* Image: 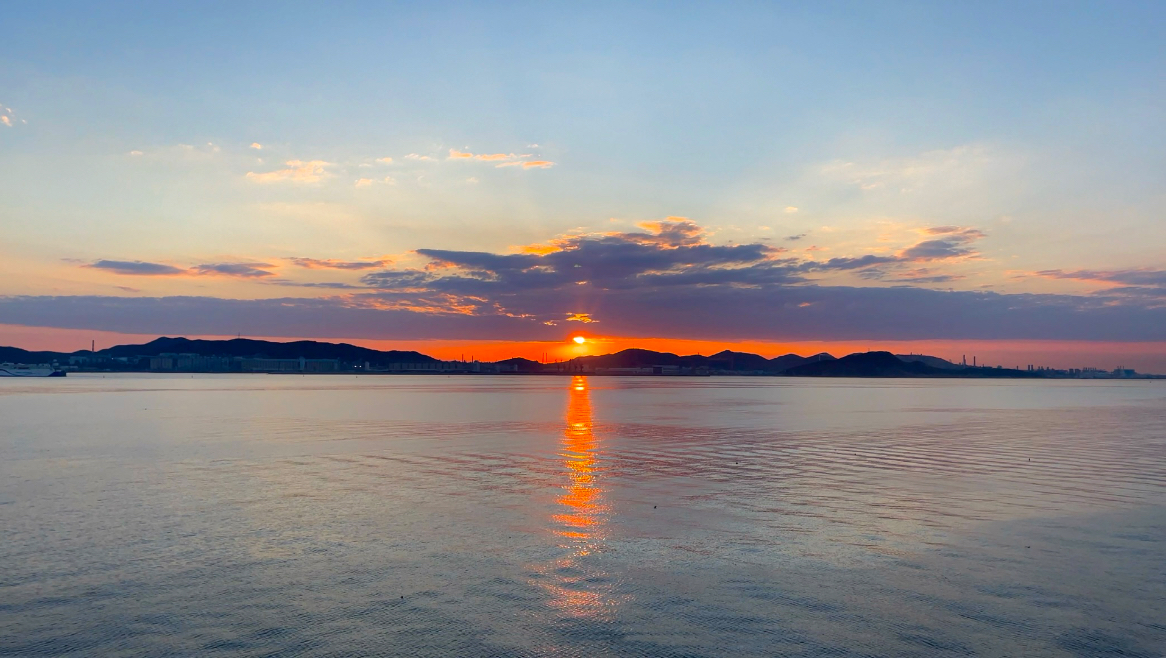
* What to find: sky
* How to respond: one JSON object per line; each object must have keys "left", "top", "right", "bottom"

{"left": 1, "top": 1, "right": 1164, "bottom": 369}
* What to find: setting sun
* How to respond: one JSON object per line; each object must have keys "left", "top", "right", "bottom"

{"left": 573, "top": 336, "right": 586, "bottom": 344}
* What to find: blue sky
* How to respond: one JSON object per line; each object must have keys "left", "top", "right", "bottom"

{"left": 1, "top": 1, "right": 1164, "bottom": 364}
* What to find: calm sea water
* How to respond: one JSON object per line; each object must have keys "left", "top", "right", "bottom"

{"left": 1, "top": 374, "right": 1164, "bottom": 657}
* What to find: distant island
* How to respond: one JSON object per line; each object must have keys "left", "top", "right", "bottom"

{"left": 1, "top": 336, "right": 1155, "bottom": 379}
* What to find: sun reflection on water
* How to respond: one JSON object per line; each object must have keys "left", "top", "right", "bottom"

{"left": 537, "top": 375, "right": 618, "bottom": 618}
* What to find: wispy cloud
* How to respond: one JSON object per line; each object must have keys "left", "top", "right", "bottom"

{"left": 85, "top": 260, "right": 277, "bottom": 278}
{"left": 896, "top": 227, "right": 985, "bottom": 261}
{"left": 267, "top": 279, "right": 364, "bottom": 289}
{"left": 246, "top": 160, "right": 331, "bottom": 183}
{"left": 495, "top": 160, "right": 555, "bottom": 169}
{"left": 192, "top": 262, "right": 276, "bottom": 278}
{"left": 33, "top": 219, "right": 1166, "bottom": 342}
{"left": 249, "top": 143, "right": 263, "bottom": 150}
{"left": 819, "top": 144, "right": 1002, "bottom": 194}
{"left": 447, "top": 148, "right": 554, "bottom": 169}
{"left": 85, "top": 260, "right": 188, "bottom": 276}
{"left": 1032, "top": 268, "right": 1166, "bottom": 301}
{"left": 0, "top": 104, "right": 25, "bottom": 127}
{"left": 289, "top": 257, "right": 390, "bottom": 271}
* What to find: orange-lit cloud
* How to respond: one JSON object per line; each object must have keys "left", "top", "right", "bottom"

{"left": 448, "top": 148, "right": 553, "bottom": 169}
{"left": 496, "top": 160, "right": 555, "bottom": 169}
{"left": 246, "top": 160, "right": 331, "bottom": 183}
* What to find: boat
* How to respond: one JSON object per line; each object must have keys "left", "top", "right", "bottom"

{"left": 0, "top": 363, "right": 66, "bottom": 377}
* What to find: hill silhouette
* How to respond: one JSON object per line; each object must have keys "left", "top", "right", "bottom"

{"left": 568, "top": 348, "right": 835, "bottom": 373}
{"left": 0, "top": 337, "right": 1050, "bottom": 378}
{"left": 1, "top": 337, "right": 435, "bottom": 367}
{"left": 785, "top": 351, "right": 1039, "bottom": 378}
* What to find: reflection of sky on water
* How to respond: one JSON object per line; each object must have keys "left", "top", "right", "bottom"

{"left": 2, "top": 375, "right": 1165, "bottom": 655}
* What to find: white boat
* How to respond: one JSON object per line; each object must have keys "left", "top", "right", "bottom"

{"left": 0, "top": 363, "right": 66, "bottom": 377}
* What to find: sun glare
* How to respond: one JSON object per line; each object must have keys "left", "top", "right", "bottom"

{"left": 573, "top": 336, "right": 586, "bottom": 344}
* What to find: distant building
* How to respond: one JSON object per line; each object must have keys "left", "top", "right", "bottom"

{"left": 150, "top": 353, "right": 233, "bottom": 372}
{"left": 240, "top": 357, "right": 339, "bottom": 373}
{"left": 383, "top": 361, "right": 469, "bottom": 373}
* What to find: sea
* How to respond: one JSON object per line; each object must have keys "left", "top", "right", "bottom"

{"left": 1, "top": 374, "right": 1164, "bottom": 657}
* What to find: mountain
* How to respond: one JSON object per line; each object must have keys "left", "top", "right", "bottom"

{"left": 769, "top": 352, "right": 835, "bottom": 372}
{"left": 784, "top": 351, "right": 1039, "bottom": 378}
{"left": 2, "top": 336, "right": 996, "bottom": 378}
{"left": 494, "top": 357, "right": 543, "bottom": 372}
{"left": 704, "top": 350, "right": 772, "bottom": 371}
{"left": 896, "top": 354, "right": 960, "bottom": 369}
{"left": 0, "top": 346, "right": 67, "bottom": 364}
{"left": 784, "top": 351, "right": 937, "bottom": 377}
{"left": 572, "top": 349, "right": 685, "bottom": 369}
{"left": 1, "top": 337, "right": 437, "bottom": 366}
{"left": 102, "top": 337, "right": 437, "bottom": 364}
{"left": 567, "top": 348, "right": 837, "bottom": 373}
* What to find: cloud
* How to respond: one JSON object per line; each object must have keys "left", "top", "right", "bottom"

{"left": 1035, "top": 268, "right": 1166, "bottom": 288}
{"left": 784, "top": 206, "right": 799, "bottom": 213}
{"left": 250, "top": 143, "right": 263, "bottom": 150}
{"left": 4, "top": 283, "right": 1164, "bottom": 343}
{"left": 897, "top": 227, "right": 985, "bottom": 261}
{"left": 128, "top": 150, "right": 144, "bottom": 156}
{"left": 1033, "top": 269, "right": 1166, "bottom": 302}
{"left": 858, "top": 267, "right": 966, "bottom": 284}
{"left": 267, "top": 280, "right": 364, "bottom": 289}
{"left": 85, "top": 260, "right": 188, "bottom": 276}
{"left": 375, "top": 157, "right": 393, "bottom": 164}
{"left": 354, "top": 178, "right": 374, "bottom": 188}
{"left": 192, "top": 262, "right": 276, "bottom": 278}
{"left": 820, "top": 144, "right": 999, "bottom": 194}
{"left": 446, "top": 148, "right": 553, "bottom": 169}
{"left": 1, "top": 116, "right": 12, "bottom": 127}
{"left": 404, "top": 154, "right": 435, "bottom": 161}
{"left": 785, "top": 233, "right": 807, "bottom": 241}
{"left": 36, "top": 220, "right": 1164, "bottom": 343}
{"left": 289, "top": 257, "right": 390, "bottom": 271}
{"left": 495, "top": 160, "right": 555, "bottom": 169}
{"left": 566, "top": 313, "right": 597, "bottom": 323}
{"left": 246, "top": 160, "right": 331, "bottom": 183}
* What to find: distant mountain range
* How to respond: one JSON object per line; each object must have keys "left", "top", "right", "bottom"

{"left": 1, "top": 336, "right": 1041, "bottom": 377}
{"left": 0, "top": 336, "right": 436, "bottom": 367}
{"left": 783, "top": 351, "right": 1038, "bottom": 378}
{"left": 567, "top": 348, "right": 836, "bottom": 373}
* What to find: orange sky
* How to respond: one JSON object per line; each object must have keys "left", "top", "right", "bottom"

{"left": 4, "top": 323, "right": 1165, "bottom": 372}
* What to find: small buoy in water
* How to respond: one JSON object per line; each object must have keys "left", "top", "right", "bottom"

{"left": 653, "top": 505, "right": 657, "bottom": 509}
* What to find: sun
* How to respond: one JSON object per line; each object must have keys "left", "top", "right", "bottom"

{"left": 572, "top": 336, "right": 586, "bottom": 344}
